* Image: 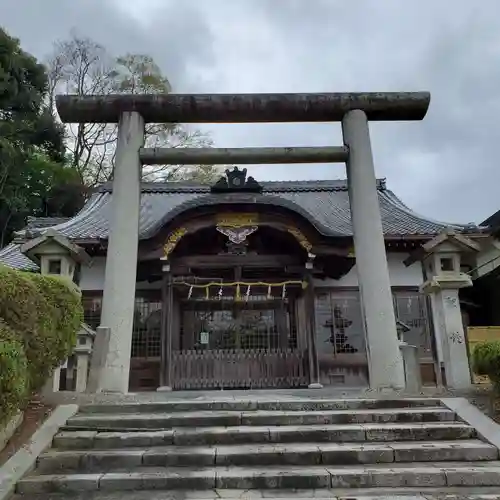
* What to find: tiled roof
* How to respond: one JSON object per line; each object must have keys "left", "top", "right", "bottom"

{"left": 0, "top": 243, "right": 38, "bottom": 271}
{"left": 25, "top": 216, "right": 71, "bottom": 229}
{"left": 0, "top": 178, "right": 485, "bottom": 271}
{"left": 14, "top": 179, "right": 485, "bottom": 241}
{"left": 481, "top": 209, "right": 500, "bottom": 229}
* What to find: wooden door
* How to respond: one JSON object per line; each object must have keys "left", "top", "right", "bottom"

{"left": 172, "top": 298, "right": 307, "bottom": 389}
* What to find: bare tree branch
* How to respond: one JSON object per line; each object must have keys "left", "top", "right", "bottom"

{"left": 45, "top": 34, "right": 223, "bottom": 186}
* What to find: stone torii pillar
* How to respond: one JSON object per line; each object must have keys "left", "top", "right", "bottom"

{"left": 98, "top": 112, "right": 144, "bottom": 392}
{"left": 55, "top": 91, "right": 430, "bottom": 393}
{"left": 342, "top": 110, "right": 406, "bottom": 390}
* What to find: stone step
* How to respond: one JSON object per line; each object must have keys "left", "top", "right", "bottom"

{"left": 10, "top": 489, "right": 500, "bottom": 500}
{"left": 52, "top": 422, "right": 477, "bottom": 449}
{"left": 64, "top": 407, "right": 456, "bottom": 429}
{"left": 77, "top": 398, "right": 444, "bottom": 414}
{"left": 36, "top": 440, "right": 498, "bottom": 473}
{"left": 15, "top": 462, "right": 500, "bottom": 493}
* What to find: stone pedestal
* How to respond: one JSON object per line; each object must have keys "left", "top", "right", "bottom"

{"left": 75, "top": 353, "right": 90, "bottom": 393}
{"left": 87, "top": 326, "right": 110, "bottom": 393}
{"left": 99, "top": 111, "right": 145, "bottom": 393}
{"left": 422, "top": 274, "right": 473, "bottom": 390}
{"left": 399, "top": 342, "right": 422, "bottom": 393}
{"left": 342, "top": 109, "right": 405, "bottom": 390}
{"left": 52, "top": 366, "right": 62, "bottom": 392}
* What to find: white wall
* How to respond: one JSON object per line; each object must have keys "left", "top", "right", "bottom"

{"left": 81, "top": 252, "right": 423, "bottom": 291}
{"left": 79, "top": 257, "right": 161, "bottom": 290}
{"left": 79, "top": 257, "right": 106, "bottom": 290}
{"left": 314, "top": 252, "right": 423, "bottom": 288}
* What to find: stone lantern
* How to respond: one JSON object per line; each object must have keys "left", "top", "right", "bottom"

{"left": 405, "top": 228, "right": 480, "bottom": 390}
{"left": 20, "top": 228, "right": 90, "bottom": 282}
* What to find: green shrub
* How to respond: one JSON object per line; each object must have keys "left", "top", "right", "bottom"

{"left": 0, "top": 320, "right": 29, "bottom": 427}
{"left": 0, "top": 265, "right": 83, "bottom": 392}
{"left": 28, "top": 273, "right": 83, "bottom": 369}
{"left": 472, "top": 340, "right": 500, "bottom": 389}
{"left": 0, "top": 266, "right": 49, "bottom": 390}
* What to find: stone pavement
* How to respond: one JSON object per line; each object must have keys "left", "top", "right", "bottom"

{"left": 9, "top": 488, "right": 500, "bottom": 499}
{"left": 8, "top": 393, "right": 500, "bottom": 498}
{"left": 42, "top": 386, "right": 453, "bottom": 405}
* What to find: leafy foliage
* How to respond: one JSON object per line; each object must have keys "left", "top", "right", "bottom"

{"left": 0, "top": 266, "right": 83, "bottom": 392}
{"left": 0, "top": 321, "right": 28, "bottom": 426}
{"left": 0, "top": 27, "right": 85, "bottom": 246}
{"left": 472, "top": 341, "right": 500, "bottom": 390}
{"left": 29, "top": 274, "right": 83, "bottom": 362}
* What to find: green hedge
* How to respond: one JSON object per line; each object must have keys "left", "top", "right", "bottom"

{"left": 0, "top": 265, "right": 83, "bottom": 424}
{"left": 472, "top": 340, "right": 500, "bottom": 390}
{"left": 0, "top": 321, "right": 28, "bottom": 427}
{"left": 28, "top": 274, "right": 83, "bottom": 380}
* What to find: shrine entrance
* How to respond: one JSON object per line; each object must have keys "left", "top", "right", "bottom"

{"left": 172, "top": 286, "right": 307, "bottom": 389}
{"left": 160, "top": 208, "right": 315, "bottom": 390}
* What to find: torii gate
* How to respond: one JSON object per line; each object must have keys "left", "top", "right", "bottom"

{"left": 56, "top": 91, "right": 431, "bottom": 394}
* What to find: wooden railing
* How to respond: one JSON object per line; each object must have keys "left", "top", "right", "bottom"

{"left": 468, "top": 326, "right": 500, "bottom": 384}
{"left": 172, "top": 348, "right": 308, "bottom": 390}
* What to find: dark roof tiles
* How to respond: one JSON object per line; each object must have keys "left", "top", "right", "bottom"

{"left": 11, "top": 179, "right": 485, "bottom": 242}
{"left": 0, "top": 179, "right": 486, "bottom": 270}
{"left": 0, "top": 244, "right": 38, "bottom": 271}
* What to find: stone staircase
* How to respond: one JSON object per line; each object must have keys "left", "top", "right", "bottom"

{"left": 11, "top": 396, "right": 500, "bottom": 499}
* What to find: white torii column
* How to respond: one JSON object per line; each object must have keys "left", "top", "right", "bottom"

{"left": 98, "top": 111, "right": 145, "bottom": 393}
{"left": 342, "top": 109, "right": 405, "bottom": 390}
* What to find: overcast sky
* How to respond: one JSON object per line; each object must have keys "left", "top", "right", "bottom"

{"left": 2, "top": 0, "right": 499, "bottom": 225}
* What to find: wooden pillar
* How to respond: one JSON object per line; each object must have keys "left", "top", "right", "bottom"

{"left": 158, "top": 267, "right": 173, "bottom": 391}
{"left": 305, "top": 271, "right": 322, "bottom": 388}
{"left": 172, "top": 298, "right": 181, "bottom": 351}
{"left": 276, "top": 306, "right": 288, "bottom": 348}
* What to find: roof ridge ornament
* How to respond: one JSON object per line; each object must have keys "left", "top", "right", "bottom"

{"left": 211, "top": 166, "right": 263, "bottom": 193}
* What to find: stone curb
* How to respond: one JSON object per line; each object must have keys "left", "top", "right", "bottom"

{"left": 0, "top": 413, "right": 23, "bottom": 452}
{"left": 441, "top": 397, "right": 500, "bottom": 452}
{"left": 0, "top": 404, "right": 79, "bottom": 500}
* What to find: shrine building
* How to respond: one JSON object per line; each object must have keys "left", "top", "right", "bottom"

{"left": 0, "top": 167, "right": 489, "bottom": 392}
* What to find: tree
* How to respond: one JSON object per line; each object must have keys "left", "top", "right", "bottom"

{"left": 0, "top": 150, "right": 86, "bottom": 246}
{"left": 0, "top": 28, "right": 85, "bottom": 246}
{"left": 46, "top": 33, "right": 222, "bottom": 186}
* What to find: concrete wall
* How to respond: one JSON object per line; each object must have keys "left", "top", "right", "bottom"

{"left": 80, "top": 252, "right": 423, "bottom": 291}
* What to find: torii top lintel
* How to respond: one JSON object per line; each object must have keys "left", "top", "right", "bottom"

{"left": 55, "top": 92, "right": 431, "bottom": 124}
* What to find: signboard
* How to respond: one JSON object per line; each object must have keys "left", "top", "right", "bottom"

{"left": 200, "top": 331, "right": 210, "bottom": 345}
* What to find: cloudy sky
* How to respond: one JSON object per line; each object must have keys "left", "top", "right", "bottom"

{"left": 2, "top": 0, "right": 499, "bottom": 225}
